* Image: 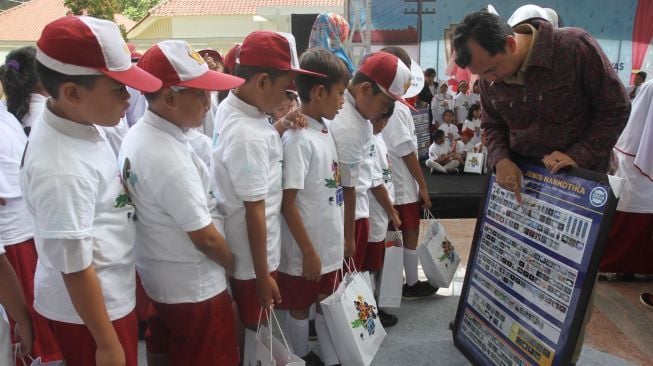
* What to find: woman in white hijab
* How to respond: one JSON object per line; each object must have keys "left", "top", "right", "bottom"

{"left": 600, "top": 80, "right": 653, "bottom": 275}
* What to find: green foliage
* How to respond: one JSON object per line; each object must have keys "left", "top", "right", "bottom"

{"left": 120, "top": 0, "right": 161, "bottom": 21}
{"left": 64, "top": 0, "right": 121, "bottom": 20}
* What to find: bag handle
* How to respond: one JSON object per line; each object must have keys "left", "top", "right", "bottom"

{"left": 423, "top": 208, "right": 437, "bottom": 220}
{"left": 13, "top": 343, "right": 35, "bottom": 366}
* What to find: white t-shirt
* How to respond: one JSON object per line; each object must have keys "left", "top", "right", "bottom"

{"left": 0, "top": 108, "right": 33, "bottom": 246}
{"left": 187, "top": 129, "right": 213, "bottom": 168}
{"left": 469, "top": 92, "right": 481, "bottom": 106}
{"left": 614, "top": 152, "right": 653, "bottom": 213}
{"left": 126, "top": 87, "right": 147, "bottom": 127}
{"left": 368, "top": 135, "right": 394, "bottom": 242}
{"left": 454, "top": 93, "right": 473, "bottom": 125}
{"left": 211, "top": 92, "right": 282, "bottom": 280}
{"left": 382, "top": 101, "right": 420, "bottom": 205}
{"left": 21, "top": 93, "right": 47, "bottom": 129}
{"left": 354, "top": 130, "right": 377, "bottom": 220}
{"left": 327, "top": 90, "right": 372, "bottom": 189}
{"left": 99, "top": 118, "right": 129, "bottom": 158}
{"left": 473, "top": 143, "right": 488, "bottom": 154}
{"left": 279, "top": 116, "right": 344, "bottom": 276}
{"left": 429, "top": 142, "right": 450, "bottom": 160}
{"left": 20, "top": 106, "right": 135, "bottom": 324}
{"left": 193, "top": 91, "right": 219, "bottom": 138}
{"left": 438, "top": 122, "right": 460, "bottom": 146}
{"left": 119, "top": 110, "right": 227, "bottom": 303}
{"left": 462, "top": 118, "right": 481, "bottom": 134}
{"left": 457, "top": 140, "right": 475, "bottom": 154}
{"left": 431, "top": 93, "right": 453, "bottom": 124}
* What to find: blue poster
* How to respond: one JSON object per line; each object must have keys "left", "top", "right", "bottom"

{"left": 453, "top": 161, "right": 618, "bottom": 366}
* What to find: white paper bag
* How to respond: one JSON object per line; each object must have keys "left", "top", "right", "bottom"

{"left": 464, "top": 152, "right": 485, "bottom": 174}
{"left": 377, "top": 231, "right": 404, "bottom": 308}
{"left": 417, "top": 220, "right": 461, "bottom": 288}
{"left": 321, "top": 271, "right": 386, "bottom": 366}
{"left": 243, "top": 310, "right": 305, "bottom": 366}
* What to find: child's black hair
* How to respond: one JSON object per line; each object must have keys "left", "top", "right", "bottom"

{"left": 295, "top": 47, "right": 350, "bottom": 103}
{"left": 380, "top": 46, "right": 412, "bottom": 68}
{"left": 434, "top": 129, "right": 445, "bottom": 140}
{"left": 0, "top": 46, "right": 39, "bottom": 122}
{"left": 467, "top": 103, "right": 481, "bottom": 121}
{"left": 36, "top": 62, "right": 101, "bottom": 100}
{"left": 442, "top": 109, "right": 455, "bottom": 119}
{"left": 350, "top": 72, "right": 382, "bottom": 95}
{"left": 234, "top": 64, "right": 290, "bottom": 83}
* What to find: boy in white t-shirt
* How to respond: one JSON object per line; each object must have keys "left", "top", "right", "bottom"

{"left": 431, "top": 83, "right": 453, "bottom": 126}
{"left": 211, "top": 31, "right": 324, "bottom": 329}
{"left": 120, "top": 41, "right": 244, "bottom": 365}
{"left": 328, "top": 51, "right": 411, "bottom": 277}
{"left": 426, "top": 130, "right": 461, "bottom": 174}
{"left": 277, "top": 47, "right": 349, "bottom": 366}
{"left": 379, "top": 46, "right": 436, "bottom": 298}
{"left": 453, "top": 80, "right": 472, "bottom": 126}
{"left": 19, "top": 16, "right": 161, "bottom": 366}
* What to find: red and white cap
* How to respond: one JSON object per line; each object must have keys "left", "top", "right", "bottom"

{"left": 137, "top": 40, "right": 244, "bottom": 91}
{"left": 239, "top": 31, "right": 326, "bottom": 78}
{"left": 358, "top": 51, "right": 415, "bottom": 111}
{"left": 36, "top": 16, "right": 161, "bottom": 92}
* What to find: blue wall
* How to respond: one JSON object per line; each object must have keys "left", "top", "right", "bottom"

{"left": 368, "top": 0, "right": 638, "bottom": 83}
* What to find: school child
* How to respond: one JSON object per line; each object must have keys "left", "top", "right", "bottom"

{"left": 327, "top": 51, "right": 411, "bottom": 282}
{"left": 438, "top": 109, "right": 460, "bottom": 150}
{"left": 119, "top": 40, "right": 244, "bottom": 365}
{"left": 0, "top": 46, "right": 48, "bottom": 135}
{"left": 0, "top": 91, "right": 62, "bottom": 364}
{"left": 469, "top": 79, "right": 481, "bottom": 106}
{"left": 426, "top": 130, "right": 461, "bottom": 174}
{"left": 277, "top": 47, "right": 349, "bottom": 366}
{"left": 462, "top": 103, "right": 482, "bottom": 144}
{"left": 211, "top": 31, "right": 324, "bottom": 328}
{"left": 457, "top": 128, "right": 476, "bottom": 160}
{"left": 365, "top": 105, "right": 402, "bottom": 324}
{"left": 431, "top": 83, "right": 452, "bottom": 126}
{"left": 271, "top": 90, "right": 299, "bottom": 122}
{"left": 377, "top": 46, "right": 436, "bottom": 298}
{"left": 453, "top": 80, "right": 473, "bottom": 126}
{"left": 19, "top": 16, "right": 161, "bottom": 366}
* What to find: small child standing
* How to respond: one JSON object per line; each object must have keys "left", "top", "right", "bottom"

{"left": 277, "top": 47, "right": 349, "bottom": 366}
{"left": 462, "top": 104, "right": 482, "bottom": 144}
{"left": 431, "top": 83, "right": 452, "bottom": 127}
{"left": 211, "top": 31, "right": 324, "bottom": 329}
{"left": 20, "top": 16, "right": 161, "bottom": 366}
{"left": 453, "top": 80, "right": 472, "bottom": 127}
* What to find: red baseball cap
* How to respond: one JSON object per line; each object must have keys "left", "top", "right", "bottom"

{"left": 137, "top": 40, "right": 244, "bottom": 91}
{"left": 223, "top": 44, "right": 240, "bottom": 74}
{"left": 358, "top": 51, "right": 415, "bottom": 111}
{"left": 127, "top": 43, "right": 143, "bottom": 62}
{"left": 36, "top": 16, "right": 161, "bottom": 92}
{"left": 239, "top": 31, "right": 326, "bottom": 78}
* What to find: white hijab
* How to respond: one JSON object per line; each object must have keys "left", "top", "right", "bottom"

{"left": 614, "top": 80, "right": 653, "bottom": 181}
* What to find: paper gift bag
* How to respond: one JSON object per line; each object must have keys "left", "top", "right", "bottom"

{"left": 321, "top": 271, "right": 386, "bottom": 366}
{"left": 417, "top": 220, "right": 461, "bottom": 288}
{"left": 377, "top": 231, "right": 404, "bottom": 308}
{"left": 464, "top": 152, "right": 485, "bottom": 174}
{"left": 243, "top": 310, "right": 305, "bottom": 366}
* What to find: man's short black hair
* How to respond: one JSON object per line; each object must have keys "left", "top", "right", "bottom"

{"left": 380, "top": 46, "right": 411, "bottom": 68}
{"left": 234, "top": 64, "right": 289, "bottom": 83}
{"left": 637, "top": 71, "right": 647, "bottom": 80}
{"left": 453, "top": 10, "right": 514, "bottom": 68}
{"left": 424, "top": 68, "right": 436, "bottom": 77}
{"left": 295, "top": 47, "right": 351, "bottom": 103}
{"left": 351, "top": 72, "right": 383, "bottom": 95}
{"left": 36, "top": 62, "right": 101, "bottom": 99}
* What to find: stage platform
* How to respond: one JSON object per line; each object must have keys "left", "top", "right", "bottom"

{"left": 423, "top": 167, "right": 488, "bottom": 219}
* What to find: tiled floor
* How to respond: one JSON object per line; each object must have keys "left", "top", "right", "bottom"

{"left": 439, "top": 218, "right": 653, "bottom": 366}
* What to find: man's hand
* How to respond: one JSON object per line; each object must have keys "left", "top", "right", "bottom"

{"left": 496, "top": 158, "right": 523, "bottom": 204}
{"left": 95, "top": 341, "right": 126, "bottom": 366}
{"left": 389, "top": 208, "right": 402, "bottom": 230}
{"left": 543, "top": 151, "right": 578, "bottom": 174}
{"left": 255, "top": 273, "right": 281, "bottom": 308}
{"left": 302, "top": 250, "right": 322, "bottom": 282}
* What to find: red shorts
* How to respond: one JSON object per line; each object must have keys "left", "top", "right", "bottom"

{"left": 362, "top": 241, "right": 385, "bottom": 272}
{"left": 351, "top": 218, "right": 369, "bottom": 271}
{"left": 276, "top": 270, "right": 341, "bottom": 310}
{"left": 394, "top": 202, "right": 421, "bottom": 231}
{"left": 48, "top": 311, "right": 137, "bottom": 366}
{"left": 148, "top": 291, "right": 239, "bottom": 366}
{"left": 4, "top": 239, "right": 63, "bottom": 363}
{"left": 135, "top": 273, "right": 151, "bottom": 323}
{"left": 231, "top": 271, "right": 278, "bottom": 328}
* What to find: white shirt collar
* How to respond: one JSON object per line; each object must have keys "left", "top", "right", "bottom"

{"left": 225, "top": 91, "right": 267, "bottom": 120}
{"left": 344, "top": 89, "right": 367, "bottom": 123}
{"left": 142, "top": 109, "right": 188, "bottom": 143}
{"left": 304, "top": 114, "right": 329, "bottom": 134}
{"left": 43, "top": 101, "right": 103, "bottom": 142}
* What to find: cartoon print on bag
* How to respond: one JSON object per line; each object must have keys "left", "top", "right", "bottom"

{"left": 437, "top": 237, "right": 455, "bottom": 267}
{"left": 351, "top": 295, "right": 378, "bottom": 339}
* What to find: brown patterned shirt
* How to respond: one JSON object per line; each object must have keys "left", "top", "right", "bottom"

{"left": 480, "top": 21, "right": 630, "bottom": 172}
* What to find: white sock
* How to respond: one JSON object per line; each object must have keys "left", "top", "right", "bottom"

{"left": 309, "top": 304, "right": 316, "bottom": 320}
{"left": 286, "top": 313, "right": 309, "bottom": 357}
{"left": 404, "top": 248, "right": 419, "bottom": 286}
{"left": 315, "top": 313, "right": 340, "bottom": 365}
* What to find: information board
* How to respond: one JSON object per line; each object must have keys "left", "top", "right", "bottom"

{"left": 453, "top": 160, "right": 618, "bottom": 366}
{"left": 412, "top": 107, "right": 431, "bottom": 160}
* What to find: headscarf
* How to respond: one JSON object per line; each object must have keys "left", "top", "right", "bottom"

{"left": 308, "top": 13, "right": 355, "bottom": 74}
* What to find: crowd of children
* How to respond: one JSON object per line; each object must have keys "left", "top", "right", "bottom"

{"left": 0, "top": 13, "right": 441, "bottom": 366}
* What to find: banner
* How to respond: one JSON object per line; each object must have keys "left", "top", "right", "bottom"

{"left": 453, "top": 160, "right": 619, "bottom": 366}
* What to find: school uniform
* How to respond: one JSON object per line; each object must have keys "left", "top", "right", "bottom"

{"left": 426, "top": 141, "right": 459, "bottom": 173}
{"left": 438, "top": 122, "right": 460, "bottom": 149}
{"left": 469, "top": 92, "right": 481, "bottom": 106}
{"left": 364, "top": 134, "right": 394, "bottom": 271}
{"left": 212, "top": 92, "right": 283, "bottom": 327}
{"left": 277, "top": 115, "right": 344, "bottom": 310}
{"left": 463, "top": 118, "right": 482, "bottom": 145}
{"left": 119, "top": 110, "right": 238, "bottom": 365}
{"left": 125, "top": 86, "right": 147, "bottom": 127}
{"left": 99, "top": 117, "right": 129, "bottom": 157}
{"left": 21, "top": 93, "right": 47, "bottom": 134}
{"left": 328, "top": 90, "right": 374, "bottom": 270}
{"left": 454, "top": 93, "right": 473, "bottom": 125}
{"left": 431, "top": 93, "right": 453, "bottom": 125}
{"left": 186, "top": 129, "right": 213, "bottom": 168}
{"left": 20, "top": 105, "right": 138, "bottom": 366}
{"left": 382, "top": 101, "right": 421, "bottom": 231}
